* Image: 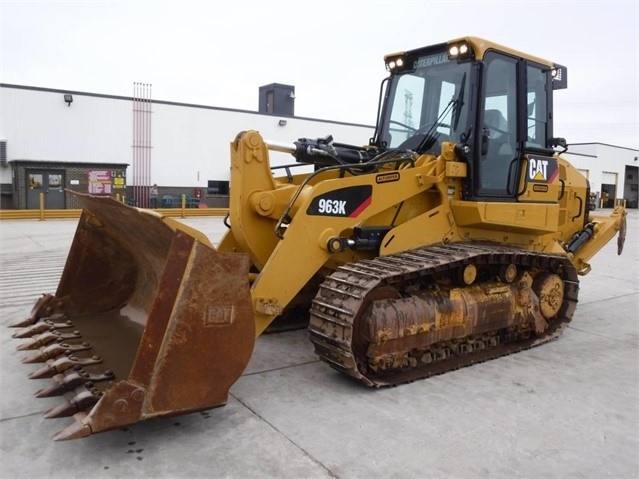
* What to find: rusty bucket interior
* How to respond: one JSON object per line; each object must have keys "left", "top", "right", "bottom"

{"left": 11, "top": 193, "right": 255, "bottom": 440}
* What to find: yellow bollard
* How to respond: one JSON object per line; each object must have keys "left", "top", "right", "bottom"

{"left": 39, "top": 192, "right": 45, "bottom": 221}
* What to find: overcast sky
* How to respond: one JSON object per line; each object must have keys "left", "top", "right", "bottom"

{"left": 1, "top": 0, "right": 638, "bottom": 149}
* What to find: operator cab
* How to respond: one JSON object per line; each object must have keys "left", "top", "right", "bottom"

{"left": 373, "top": 37, "right": 568, "bottom": 201}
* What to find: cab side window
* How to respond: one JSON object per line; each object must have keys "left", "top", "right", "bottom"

{"left": 525, "top": 65, "right": 548, "bottom": 149}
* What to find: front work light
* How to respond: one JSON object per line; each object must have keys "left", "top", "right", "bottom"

{"left": 385, "top": 54, "right": 407, "bottom": 72}
{"left": 448, "top": 42, "right": 471, "bottom": 61}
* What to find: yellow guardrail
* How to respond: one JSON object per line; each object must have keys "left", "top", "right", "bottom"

{"left": 0, "top": 194, "right": 229, "bottom": 220}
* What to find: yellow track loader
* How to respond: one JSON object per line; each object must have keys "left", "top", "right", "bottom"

{"left": 11, "top": 37, "right": 627, "bottom": 440}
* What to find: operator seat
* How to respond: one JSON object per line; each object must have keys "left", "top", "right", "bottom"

{"left": 482, "top": 109, "right": 514, "bottom": 190}
{"left": 485, "top": 110, "right": 508, "bottom": 141}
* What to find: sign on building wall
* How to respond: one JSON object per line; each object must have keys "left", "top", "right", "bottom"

{"left": 88, "top": 170, "right": 126, "bottom": 195}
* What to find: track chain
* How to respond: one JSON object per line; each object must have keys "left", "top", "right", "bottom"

{"left": 308, "top": 243, "right": 579, "bottom": 387}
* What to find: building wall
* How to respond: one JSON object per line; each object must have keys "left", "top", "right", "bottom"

{"left": 565, "top": 143, "right": 639, "bottom": 207}
{"left": 0, "top": 87, "right": 132, "bottom": 180}
{"left": 0, "top": 85, "right": 375, "bottom": 193}
{"left": 150, "top": 102, "right": 375, "bottom": 187}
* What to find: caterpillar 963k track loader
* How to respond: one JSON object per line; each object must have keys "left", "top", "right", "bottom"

{"left": 11, "top": 37, "right": 627, "bottom": 440}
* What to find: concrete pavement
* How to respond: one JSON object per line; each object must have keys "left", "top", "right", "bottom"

{"left": 0, "top": 212, "right": 637, "bottom": 478}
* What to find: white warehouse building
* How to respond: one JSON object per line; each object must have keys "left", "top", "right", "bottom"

{"left": 0, "top": 83, "right": 637, "bottom": 210}
{"left": 564, "top": 144, "right": 639, "bottom": 209}
{"left": 0, "top": 83, "right": 375, "bottom": 210}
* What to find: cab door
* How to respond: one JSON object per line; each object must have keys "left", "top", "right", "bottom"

{"left": 475, "top": 51, "right": 520, "bottom": 199}
{"left": 515, "top": 63, "right": 588, "bottom": 228}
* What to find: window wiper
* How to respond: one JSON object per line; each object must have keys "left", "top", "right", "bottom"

{"left": 415, "top": 100, "right": 455, "bottom": 153}
{"left": 452, "top": 72, "right": 466, "bottom": 131}
{"left": 416, "top": 72, "right": 467, "bottom": 153}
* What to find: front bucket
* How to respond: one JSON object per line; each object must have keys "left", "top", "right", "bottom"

{"left": 10, "top": 193, "right": 255, "bottom": 440}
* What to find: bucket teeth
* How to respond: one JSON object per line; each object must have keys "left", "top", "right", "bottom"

{"left": 12, "top": 324, "right": 47, "bottom": 339}
{"left": 35, "top": 369, "right": 115, "bottom": 398}
{"left": 9, "top": 317, "right": 38, "bottom": 328}
{"left": 52, "top": 419, "right": 92, "bottom": 442}
{"left": 28, "top": 355, "right": 103, "bottom": 379}
{"left": 22, "top": 342, "right": 92, "bottom": 364}
{"left": 12, "top": 319, "right": 74, "bottom": 339}
{"left": 9, "top": 294, "right": 59, "bottom": 328}
{"left": 16, "top": 330, "right": 82, "bottom": 351}
{"left": 43, "top": 386, "right": 102, "bottom": 419}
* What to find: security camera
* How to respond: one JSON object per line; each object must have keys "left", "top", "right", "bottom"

{"left": 288, "top": 92, "right": 296, "bottom": 99}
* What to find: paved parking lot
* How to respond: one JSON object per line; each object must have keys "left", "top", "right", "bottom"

{"left": 0, "top": 211, "right": 637, "bottom": 478}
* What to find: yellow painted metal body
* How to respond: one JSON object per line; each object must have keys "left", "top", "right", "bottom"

{"left": 218, "top": 131, "right": 626, "bottom": 337}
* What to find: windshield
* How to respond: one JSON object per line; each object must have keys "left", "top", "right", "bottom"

{"left": 379, "top": 53, "right": 471, "bottom": 152}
